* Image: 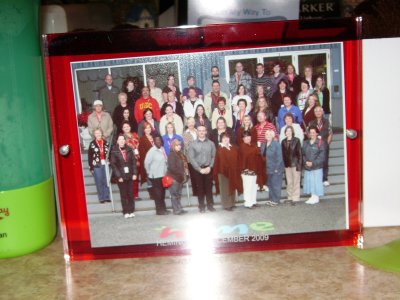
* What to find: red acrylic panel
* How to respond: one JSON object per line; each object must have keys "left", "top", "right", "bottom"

{"left": 43, "top": 18, "right": 363, "bottom": 261}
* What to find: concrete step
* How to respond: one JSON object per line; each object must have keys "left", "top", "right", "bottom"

{"left": 92, "top": 192, "right": 348, "bottom": 216}
{"left": 81, "top": 154, "right": 345, "bottom": 179}
{"left": 84, "top": 170, "right": 345, "bottom": 196}
{"left": 85, "top": 172, "right": 345, "bottom": 200}
{"left": 80, "top": 133, "right": 344, "bottom": 162}
{"left": 329, "top": 140, "right": 344, "bottom": 150}
{"left": 82, "top": 146, "right": 344, "bottom": 161}
{"left": 86, "top": 187, "right": 151, "bottom": 200}
{"left": 86, "top": 179, "right": 345, "bottom": 208}
{"left": 329, "top": 156, "right": 345, "bottom": 166}
{"left": 329, "top": 165, "right": 346, "bottom": 175}
{"left": 331, "top": 133, "right": 343, "bottom": 141}
{"left": 83, "top": 176, "right": 150, "bottom": 189}
{"left": 87, "top": 183, "right": 346, "bottom": 214}
{"left": 330, "top": 148, "right": 344, "bottom": 157}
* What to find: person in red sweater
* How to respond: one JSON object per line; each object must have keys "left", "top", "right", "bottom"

{"left": 134, "top": 86, "right": 160, "bottom": 123}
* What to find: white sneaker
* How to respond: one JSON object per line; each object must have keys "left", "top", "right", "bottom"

{"left": 263, "top": 185, "right": 269, "bottom": 192}
{"left": 124, "top": 214, "right": 130, "bottom": 219}
{"left": 323, "top": 181, "right": 330, "bottom": 187}
{"left": 305, "top": 195, "right": 319, "bottom": 204}
{"left": 265, "top": 200, "right": 278, "bottom": 207}
{"left": 129, "top": 213, "right": 135, "bottom": 218}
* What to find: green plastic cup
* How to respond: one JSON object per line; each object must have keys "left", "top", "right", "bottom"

{"left": 0, "top": 0, "right": 56, "bottom": 258}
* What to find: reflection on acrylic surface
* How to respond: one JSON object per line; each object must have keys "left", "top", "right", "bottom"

{"left": 72, "top": 42, "right": 348, "bottom": 249}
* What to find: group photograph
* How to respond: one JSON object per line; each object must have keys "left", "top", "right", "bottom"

{"left": 70, "top": 41, "right": 348, "bottom": 248}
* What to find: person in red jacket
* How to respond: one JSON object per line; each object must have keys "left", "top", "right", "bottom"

{"left": 134, "top": 86, "right": 160, "bottom": 123}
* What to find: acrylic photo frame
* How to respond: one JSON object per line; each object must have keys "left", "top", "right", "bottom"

{"left": 43, "top": 18, "right": 363, "bottom": 261}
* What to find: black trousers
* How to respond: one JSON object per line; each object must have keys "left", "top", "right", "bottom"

{"left": 149, "top": 178, "right": 167, "bottom": 214}
{"left": 188, "top": 163, "right": 198, "bottom": 196}
{"left": 194, "top": 169, "right": 214, "bottom": 209}
{"left": 323, "top": 144, "right": 330, "bottom": 181}
{"left": 117, "top": 179, "right": 135, "bottom": 214}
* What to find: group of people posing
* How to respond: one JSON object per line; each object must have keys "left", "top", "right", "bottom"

{"left": 86, "top": 61, "right": 333, "bottom": 218}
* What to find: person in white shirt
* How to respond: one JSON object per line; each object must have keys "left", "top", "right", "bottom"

{"left": 159, "top": 104, "right": 184, "bottom": 136}
{"left": 211, "top": 97, "right": 233, "bottom": 129}
{"left": 231, "top": 84, "right": 252, "bottom": 113}
{"left": 279, "top": 113, "right": 304, "bottom": 145}
{"left": 296, "top": 80, "right": 313, "bottom": 111}
{"left": 144, "top": 135, "right": 170, "bottom": 215}
{"left": 183, "top": 87, "right": 204, "bottom": 119}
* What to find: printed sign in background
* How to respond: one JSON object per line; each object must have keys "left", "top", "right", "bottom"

{"left": 188, "top": 0, "right": 300, "bottom": 25}
{"left": 300, "top": 0, "right": 341, "bottom": 19}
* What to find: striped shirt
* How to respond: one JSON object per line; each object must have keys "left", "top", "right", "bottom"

{"left": 254, "top": 121, "right": 278, "bottom": 145}
{"left": 251, "top": 74, "right": 274, "bottom": 98}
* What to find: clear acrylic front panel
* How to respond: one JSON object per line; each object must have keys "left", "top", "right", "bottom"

{"left": 43, "top": 18, "right": 362, "bottom": 260}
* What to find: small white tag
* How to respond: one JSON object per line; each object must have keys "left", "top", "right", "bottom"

{"left": 124, "top": 166, "right": 129, "bottom": 173}
{"left": 257, "top": 141, "right": 261, "bottom": 148}
{"left": 101, "top": 159, "right": 106, "bottom": 165}
{"left": 134, "top": 149, "right": 139, "bottom": 155}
